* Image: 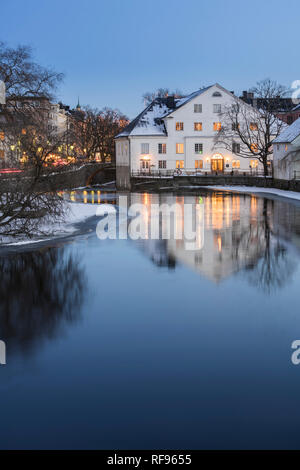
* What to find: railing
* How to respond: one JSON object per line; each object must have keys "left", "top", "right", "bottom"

{"left": 131, "top": 168, "right": 272, "bottom": 178}
{"left": 294, "top": 171, "right": 300, "bottom": 180}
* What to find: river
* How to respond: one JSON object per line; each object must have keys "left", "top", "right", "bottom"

{"left": 1, "top": 188, "right": 300, "bottom": 449}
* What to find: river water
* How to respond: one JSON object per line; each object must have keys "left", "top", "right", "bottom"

{"left": 1, "top": 188, "right": 300, "bottom": 449}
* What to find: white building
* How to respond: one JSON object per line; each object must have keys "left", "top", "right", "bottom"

{"left": 115, "top": 83, "right": 263, "bottom": 189}
{"left": 273, "top": 117, "right": 300, "bottom": 180}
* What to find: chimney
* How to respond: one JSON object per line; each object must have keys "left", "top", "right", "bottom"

{"left": 166, "top": 95, "right": 175, "bottom": 109}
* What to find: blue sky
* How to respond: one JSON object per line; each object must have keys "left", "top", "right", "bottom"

{"left": 2, "top": 0, "right": 299, "bottom": 118}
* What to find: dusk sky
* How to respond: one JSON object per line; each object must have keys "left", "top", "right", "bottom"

{"left": 2, "top": 0, "right": 299, "bottom": 118}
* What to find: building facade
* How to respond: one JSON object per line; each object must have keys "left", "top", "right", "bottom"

{"left": 273, "top": 118, "right": 300, "bottom": 180}
{"left": 115, "top": 84, "right": 264, "bottom": 189}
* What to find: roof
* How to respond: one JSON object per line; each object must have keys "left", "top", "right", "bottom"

{"left": 116, "top": 86, "right": 213, "bottom": 138}
{"left": 273, "top": 117, "right": 300, "bottom": 143}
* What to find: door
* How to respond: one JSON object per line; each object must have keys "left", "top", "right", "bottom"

{"left": 211, "top": 158, "right": 224, "bottom": 172}
{"left": 140, "top": 160, "right": 150, "bottom": 172}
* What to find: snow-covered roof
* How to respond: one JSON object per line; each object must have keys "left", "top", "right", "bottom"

{"left": 273, "top": 117, "right": 300, "bottom": 143}
{"left": 116, "top": 86, "right": 213, "bottom": 138}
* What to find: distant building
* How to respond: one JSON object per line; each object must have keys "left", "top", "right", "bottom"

{"left": 115, "top": 84, "right": 264, "bottom": 190}
{"left": 273, "top": 117, "right": 300, "bottom": 180}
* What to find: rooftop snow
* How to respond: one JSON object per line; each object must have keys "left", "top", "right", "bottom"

{"left": 116, "top": 86, "right": 213, "bottom": 138}
{"left": 273, "top": 117, "right": 300, "bottom": 143}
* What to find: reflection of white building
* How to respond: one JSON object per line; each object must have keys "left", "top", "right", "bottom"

{"left": 125, "top": 192, "right": 267, "bottom": 283}
{"left": 273, "top": 117, "right": 300, "bottom": 180}
{"left": 115, "top": 84, "right": 263, "bottom": 189}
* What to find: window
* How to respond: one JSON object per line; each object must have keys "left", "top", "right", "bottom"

{"left": 158, "top": 143, "right": 166, "bottom": 154}
{"left": 194, "top": 122, "right": 202, "bottom": 131}
{"left": 0, "top": 131, "right": 4, "bottom": 141}
{"left": 21, "top": 128, "right": 27, "bottom": 135}
{"left": 213, "top": 104, "right": 221, "bottom": 113}
{"left": 250, "top": 160, "right": 258, "bottom": 168}
{"left": 195, "top": 143, "right": 203, "bottom": 154}
{"left": 176, "top": 160, "right": 184, "bottom": 168}
{"left": 213, "top": 122, "right": 222, "bottom": 131}
{"left": 176, "top": 143, "right": 184, "bottom": 154}
{"left": 0, "top": 150, "right": 4, "bottom": 159}
{"left": 250, "top": 122, "right": 258, "bottom": 131}
{"left": 194, "top": 104, "right": 202, "bottom": 113}
{"left": 285, "top": 144, "right": 288, "bottom": 151}
{"left": 176, "top": 122, "right": 184, "bottom": 131}
{"left": 232, "top": 104, "right": 239, "bottom": 113}
{"left": 141, "top": 143, "right": 149, "bottom": 154}
{"left": 251, "top": 143, "right": 258, "bottom": 153}
{"left": 195, "top": 160, "right": 203, "bottom": 169}
{"left": 232, "top": 160, "right": 240, "bottom": 168}
{"left": 287, "top": 116, "right": 293, "bottom": 125}
{"left": 212, "top": 91, "right": 222, "bottom": 97}
{"left": 232, "top": 122, "right": 240, "bottom": 131}
{"left": 232, "top": 142, "right": 240, "bottom": 153}
{"left": 158, "top": 160, "right": 167, "bottom": 169}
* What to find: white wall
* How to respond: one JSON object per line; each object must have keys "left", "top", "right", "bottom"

{"left": 273, "top": 142, "right": 300, "bottom": 180}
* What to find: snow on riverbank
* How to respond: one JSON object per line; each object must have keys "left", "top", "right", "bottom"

{"left": 1, "top": 202, "right": 115, "bottom": 247}
{"left": 202, "top": 185, "right": 300, "bottom": 201}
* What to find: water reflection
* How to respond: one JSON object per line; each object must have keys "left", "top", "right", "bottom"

{"left": 125, "top": 192, "right": 298, "bottom": 292}
{"left": 59, "top": 189, "right": 116, "bottom": 205}
{"left": 0, "top": 246, "right": 86, "bottom": 356}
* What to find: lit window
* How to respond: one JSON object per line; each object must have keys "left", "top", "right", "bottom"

{"left": 250, "top": 122, "right": 258, "bottom": 131}
{"left": 141, "top": 143, "right": 149, "bottom": 154}
{"left": 176, "top": 160, "right": 184, "bottom": 168}
{"left": 213, "top": 122, "right": 222, "bottom": 131}
{"left": 194, "top": 104, "right": 202, "bottom": 113}
{"left": 195, "top": 160, "right": 203, "bottom": 169}
{"left": 176, "top": 122, "right": 184, "bottom": 131}
{"left": 195, "top": 143, "right": 203, "bottom": 154}
{"left": 194, "top": 122, "right": 202, "bottom": 131}
{"left": 21, "top": 129, "right": 27, "bottom": 135}
{"left": 0, "top": 131, "right": 4, "bottom": 141}
{"left": 158, "top": 160, "right": 166, "bottom": 169}
{"left": 250, "top": 160, "right": 258, "bottom": 168}
{"left": 0, "top": 150, "right": 4, "bottom": 158}
{"left": 213, "top": 104, "right": 221, "bottom": 113}
{"left": 176, "top": 143, "right": 184, "bottom": 154}
{"left": 158, "top": 143, "right": 166, "bottom": 154}
{"left": 251, "top": 143, "right": 258, "bottom": 152}
{"left": 285, "top": 144, "right": 288, "bottom": 151}
{"left": 232, "top": 142, "right": 240, "bottom": 153}
{"left": 232, "top": 160, "right": 240, "bottom": 168}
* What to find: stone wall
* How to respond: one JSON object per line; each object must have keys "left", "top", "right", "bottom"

{"left": 0, "top": 164, "right": 116, "bottom": 192}
{"left": 130, "top": 175, "right": 300, "bottom": 193}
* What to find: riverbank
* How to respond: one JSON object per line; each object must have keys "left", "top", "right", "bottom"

{"left": 201, "top": 185, "right": 300, "bottom": 202}
{"left": 0, "top": 201, "right": 115, "bottom": 249}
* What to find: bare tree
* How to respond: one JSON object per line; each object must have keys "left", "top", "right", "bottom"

{"left": 0, "top": 42, "right": 63, "bottom": 100}
{"left": 214, "top": 79, "right": 287, "bottom": 176}
{"left": 142, "top": 88, "right": 183, "bottom": 105}
{"left": 73, "top": 106, "right": 128, "bottom": 163}
{"left": 0, "top": 42, "right": 67, "bottom": 240}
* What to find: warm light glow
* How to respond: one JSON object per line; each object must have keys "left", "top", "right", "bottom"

{"left": 213, "top": 122, "right": 222, "bottom": 131}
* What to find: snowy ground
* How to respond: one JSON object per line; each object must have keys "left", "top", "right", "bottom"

{"left": 1, "top": 202, "right": 115, "bottom": 247}
{"left": 201, "top": 185, "right": 300, "bottom": 201}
